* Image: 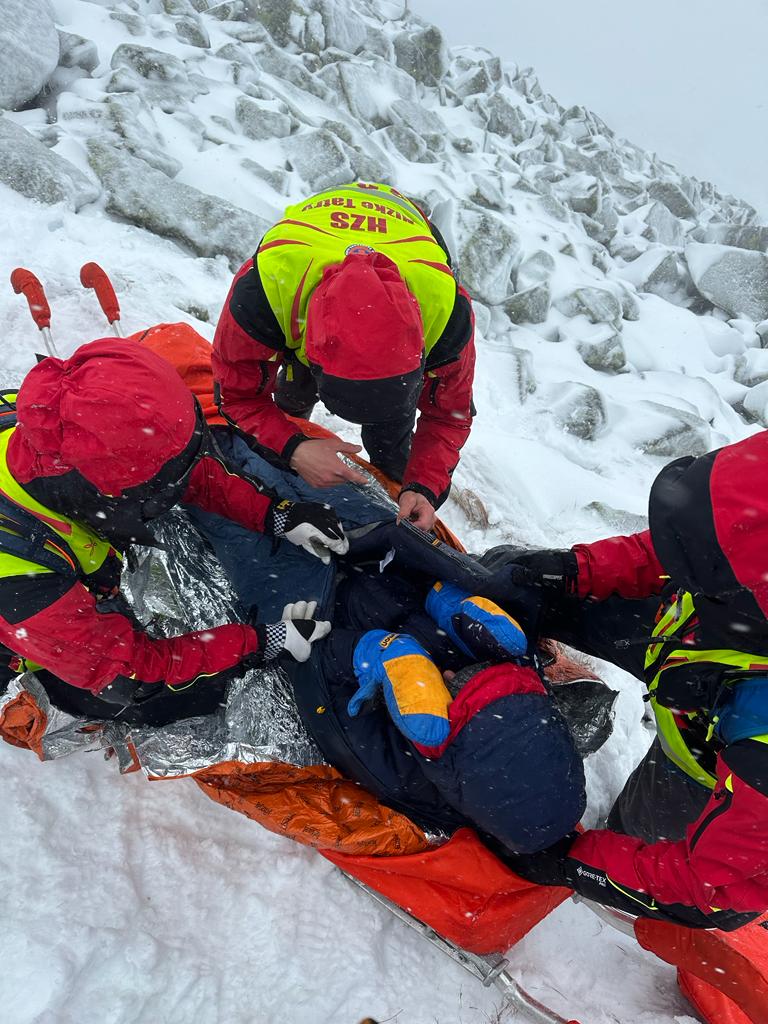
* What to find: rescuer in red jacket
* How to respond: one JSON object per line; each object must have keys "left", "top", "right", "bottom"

{"left": 0, "top": 341, "right": 344, "bottom": 726}
{"left": 212, "top": 182, "right": 476, "bottom": 532}
{"left": 486, "top": 433, "right": 768, "bottom": 930}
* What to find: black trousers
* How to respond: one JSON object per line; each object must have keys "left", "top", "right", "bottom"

{"left": 540, "top": 592, "right": 711, "bottom": 843}
{"left": 34, "top": 667, "right": 236, "bottom": 728}
{"left": 275, "top": 360, "right": 417, "bottom": 483}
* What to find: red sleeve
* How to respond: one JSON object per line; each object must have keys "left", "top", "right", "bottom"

{"left": 572, "top": 529, "right": 666, "bottom": 601}
{"left": 569, "top": 752, "right": 768, "bottom": 915}
{"left": 212, "top": 260, "right": 306, "bottom": 457}
{"left": 404, "top": 305, "right": 476, "bottom": 504}
{"left": 182, "top": 453, "right": 273, "bottom": 534}
{"left": 1, "top": 583, "right": 259, "bottom": 694}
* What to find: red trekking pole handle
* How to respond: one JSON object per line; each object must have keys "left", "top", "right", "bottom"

{"left": 80, "top": 262, "right": 120, "bottom": 324}
{"left": 10, "top": 268, "right": 51, "bottom": 329}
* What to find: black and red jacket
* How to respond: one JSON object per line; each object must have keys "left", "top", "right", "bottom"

{"left": 562, "top": 434, "right": 768, "bottom": 925}
{"left": 212, "top": 221, "right": 475, "bottom": 506}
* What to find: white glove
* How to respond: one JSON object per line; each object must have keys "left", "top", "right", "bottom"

{"left": 260, "top": 600, "right": 332, "bottom": 663}
{"left": 267, "top": 499, "right": 349, "bottom": 564}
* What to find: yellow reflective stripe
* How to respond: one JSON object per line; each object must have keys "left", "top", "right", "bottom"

{"left": 651, "top": 701, "right": 718, "bottom": 789}
{"left": 259, "top": 183, "right": 455, "bottom": 363}
{"left": 607, "top": 878, "right": 658, "bottom": 912}
{"left": 0, "top": 429, "right": 112, "bottom": 577}
{"left": 725, "top": 774, "right": 734, "bottom": 793}
{"left": 752, "top": 734, "right": 768, "bottom": 745}
{"left": 644, "top": 587, "right": 768, "bottom": 787}
{"left": 384, "top": 653, "right": 451, "bottom": 720}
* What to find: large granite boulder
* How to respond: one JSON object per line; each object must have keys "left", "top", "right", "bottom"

{"left": 0, "top": 119, "right": 100, "bottom": 210}
{"left": 235, "top": 96, "right": 292, "bottom": 140}
{"left": 648, "top": 180, "right": 698, "bottom": 220}
{"left": 692, "top": 222, "right": 768, "bottom": 252}
{"left": 550, "top": 382, "right": 606, "bottom": 441}
{"left": 743, "top": 381, "right": 768, "bottom": 427}
{"left": 621, "top": 249, "right": 695, "bottom": 306}
{"left": 686, "top": 242, "right": 768, "bottom": 321}
{"left": 318, "top": 0, "right": 367, "bottom": 54}
{"left": 635, "top": 401, "right": 712, "bottom": 457}
{"left": 485, "top": 93, "right": 528, "bottom": 143}
{"left": 282, "top": 128, "right": 353, "bottom": 191}
{"left": 457, "top": 207, "right": 521, "bottom": 306}
{"left": 505, "top": 284, "right": 550, "bottom": 325}
{"left": 106, "top": 94, "right": 183, "bottom": 178}
{"left": 87, "top": 137, "right": 268, "bottom": 267}
{"left": 318, "top": 57, "right": 416, "bottom": 127}
{"left": 556, "top": 286, "right": 622, "bottom": 325}
{"left": 389, "top": 100, "right": 445, "bottom": 151}
{"left": 393, "top": 25, "right": 447, "bottom": 85}
{"left": 0, "top": 1, "right": 59, "bottom": 111}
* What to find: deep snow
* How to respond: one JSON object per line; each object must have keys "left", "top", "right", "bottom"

{"left": 0, "top": 0, "right": 764, "bottom": 1020}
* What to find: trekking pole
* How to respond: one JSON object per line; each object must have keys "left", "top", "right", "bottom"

{"left": 80, "top": 262, "right": 124, "bottom": 337}
{"left": 10, "top": 268, "right": 58, "bottom": 358}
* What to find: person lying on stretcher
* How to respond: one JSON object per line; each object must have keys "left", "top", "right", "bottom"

{"left": 287, "top": 553, "right": 588, "bottom": 856}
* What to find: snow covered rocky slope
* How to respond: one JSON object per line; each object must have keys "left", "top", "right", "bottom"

{"left": 1, "top": 1, "right": 767, "bottom": 1021}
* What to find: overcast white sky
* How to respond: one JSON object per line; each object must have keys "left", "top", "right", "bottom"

{"left": 411, "top": 0, "right": 768, "bottom": 219}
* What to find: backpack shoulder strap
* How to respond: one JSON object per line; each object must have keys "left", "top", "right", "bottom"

{"left": 0, "top": 392, "right": 18, "bottom": 432}
{"left": 0, "top": 490, "right": 78, "bottom": 578}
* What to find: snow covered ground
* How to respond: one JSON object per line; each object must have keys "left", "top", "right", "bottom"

{"left": 1, "top": 0, "right": 766, "bottom": 1020}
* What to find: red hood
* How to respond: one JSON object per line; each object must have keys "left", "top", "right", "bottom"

{"left": 305, "top": 251, "right": 423, "bottom": 381}
{"left": 8, "top": 338, "right": 197, "bottom": 496}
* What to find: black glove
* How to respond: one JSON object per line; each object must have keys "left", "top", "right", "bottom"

{"left": 265, "top": 499, "right": 348, "bottom": 564}
{"left": 254, "top": 601, "right": 332, "bottom": 663}
{"left": 503, "top": 832, "right": 578, "bottom": 887}
{"left": 507, "top": 549, "right": 580, "bottom": 597}
{"left": 477, "top": 548, "right": 579, "bottom": 638}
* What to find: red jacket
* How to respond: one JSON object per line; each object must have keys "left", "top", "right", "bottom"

{"left": 569, "top": 527, "right": 768, "bottom": 921}
{"left": 0, "top": 453, "right": 272, "bottom": 695}
{"left": 212, "top": 259, "right": 476, "bottom": 504}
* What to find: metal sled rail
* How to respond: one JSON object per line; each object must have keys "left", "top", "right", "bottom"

{"left": 342, "top": 872, "right": 581, "bottom": 1024}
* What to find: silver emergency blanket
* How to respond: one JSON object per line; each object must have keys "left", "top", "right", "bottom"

{"left": 5, "top": 507, "right": 326, "bottom": 775}
{"left": 115, "top": 508, "right": 325, "bottom": 775}
{"left": 0, "top": 671, "right": 112, "bottom": 761}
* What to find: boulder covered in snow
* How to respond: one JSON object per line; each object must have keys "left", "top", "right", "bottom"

{"left": 686, "top": 242, "right": 768, "bottom": 322}
{"left": 282, "top": 128, "right": 353, "bottom": 191}
{"left": 0, "top": 1, "right": 60, "bottom": 111}
{"left": 692, "top": 222, "right": 768, "bottom": 252}
{"left": 550, "top": 382, "right": 606, "bottom": 440}
{"left": 556, "top": 286, "right": 622, "bottom": 325}
{"left": 485, "top": 93, "right": 528, "bottom": 143}
{"left": 106, "top": 94, "right": 183, "bottom": 178}
{"left": 235, "top": 96, "right": 292, "bottom": 140}
{"left": 733, "top": 348, "right": 768, "bottom": 388}
{"left": 389, "top": 99, "right": 445, "bottom": 151}
{"left": 457, "top": 207, "right": 520, "bottom": 305}
{"left": 648, "top": 180, "right": 698, "bottom": 220}
{"left": 505, "top": 284, "right": 550, "bottom": 325}
{"left": 635, "top": 401, "right": 712, "bottom": 457}
{"left": 393, "top": 25, "right": 447, "bottom": 85}
{"left": 561, "top": 319, "right": 626, "bottom": 374}
{"left": 0, "top": 119, "right": 100, "bottom": 210}
{"left": 87, "top": 137, "right": 268, "bottom": 266}
{"left": 621, "top": 249, "right": 694, "bottom": 306}
{"left": 743, "top": 380, "right": 768, "bottom": 426}
{"left": 318, "top": 57, "right": 416, "bottom": 127}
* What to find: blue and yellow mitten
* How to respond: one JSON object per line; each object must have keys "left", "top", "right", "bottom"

{"left": 349, "top": 630, "right": 452, "bottom": 747}
{"left": 426, "top": 581, "right": 528, "bottom": 662}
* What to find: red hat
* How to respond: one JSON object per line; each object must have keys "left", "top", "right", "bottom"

{"left": 305, "top": 252, "right": 425, "bottom": 424}
{"left": 8, "top": 339, "right": 197, "bottom": 496}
